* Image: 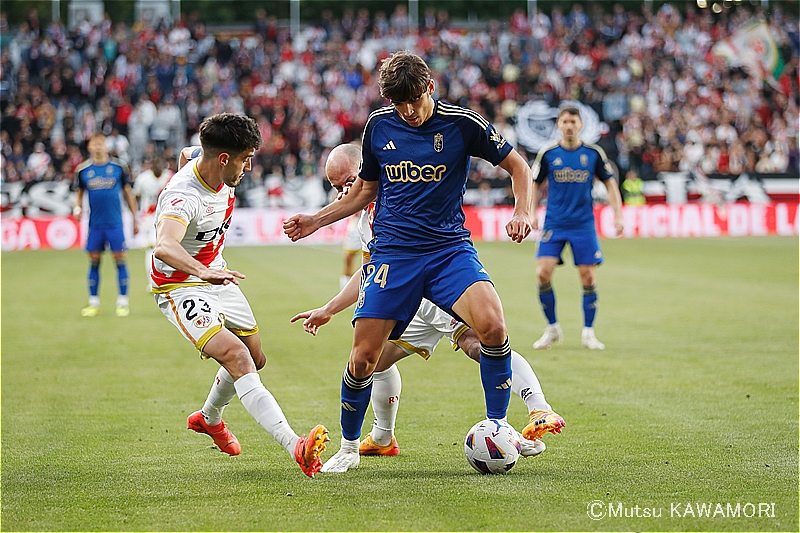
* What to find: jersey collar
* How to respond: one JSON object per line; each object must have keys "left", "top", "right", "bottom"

{"left": 191, "top": 160, "right": 224, "bottom": 193}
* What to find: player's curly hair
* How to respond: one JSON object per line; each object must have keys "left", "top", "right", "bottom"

{"left": 199, "top": 113, "right": 263, "bottom": 155}
{"left": 378, "top": 50, "right": 431, "bottom": 103}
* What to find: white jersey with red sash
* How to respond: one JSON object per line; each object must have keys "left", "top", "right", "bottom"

{"left": 150, "top": 160, "right": 235, "bottom": 293}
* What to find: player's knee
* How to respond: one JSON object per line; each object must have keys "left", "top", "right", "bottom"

{"left": 350, "top": 351, "right": 379, "bottom": 378}
{"left": 350, "top": 360, "right": 375, "bottom": 379}
{"left": 473, "top": 321, "right": 507, "bottom": 346}
{"left": 536, "top": 267, "right": 552, "bottom": 285}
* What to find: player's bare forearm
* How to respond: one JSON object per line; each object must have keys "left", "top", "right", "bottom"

{"left": 529, "top": 182, "right": 542, "bottom": 230}
{"left": 154, "top": 219, "right": 243, "bottom": 285}
{"left": 73, "top": 189, "right": 84, "bottom": 219}
{"left": 604, "top": 177, "right": 625, "bottom": 236}
{"left": 283, "top": 179, "right": 377, "bottom": 241}
{"left": 323, "top": 269, "right": 361, "bottom": 314}
{"left": 290, "top": 269, "right": 360, "bottom": 335}
{"left": 123, "top": 186, "right": 140, "bottom": 234}
{"left": 499, "top": 151, "right": 533, "bottom": 242}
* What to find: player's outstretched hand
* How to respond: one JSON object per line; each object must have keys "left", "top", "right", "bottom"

{"left": 199, "top": 268, "right": 245, "bottom": 286}
{"left": 283, "top": 214, "right": 320, "bottom": 242}
{"left": 290, "top": 308, "right": 333, "bottom": 336}
{"left": 505, "top": 214, "right": 533, "bottom": 243}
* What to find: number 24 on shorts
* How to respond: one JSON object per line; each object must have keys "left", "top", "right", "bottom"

{"left": 364, "top": 263, "right": 390, "bottom": 289}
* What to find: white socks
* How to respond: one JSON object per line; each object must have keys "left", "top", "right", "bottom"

{"left": 511, "top": 350, "right": 552, "bottom": 411}
{"left": 369, "top": 364, "right": 401, "bottom": 446}
{"left": 201, "top": 367, "right": 236, "bottom": 426}
{"left": 234, "top": 372, "right": 299, "bottom": 456}
{"left": 340, "top": 435, "right": 360, "bottom": 452}
{"left": 88, "top": 295, "right": 100, "bottom": 307}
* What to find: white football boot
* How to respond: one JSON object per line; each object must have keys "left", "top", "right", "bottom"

{"left": 320, "top": 437, "right": 360, "bottom": 473}
{"left": 533, "top": 323, "right": 563, "bottom": 349}
{"left": 517, "top": 431, "right": 546, "bottom": 457}
{"left": 581, "top": 327, "right": 605, "bottom": 350}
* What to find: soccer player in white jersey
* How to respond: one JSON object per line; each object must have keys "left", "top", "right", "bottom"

{"left": 291, "top": 144, "right": 565, "bottom": 468}
{"left": 133, "top": 154, "right": 174, "bottom": 281}
{"left": 151, "top": 113, "right": 328, "bottom": 477}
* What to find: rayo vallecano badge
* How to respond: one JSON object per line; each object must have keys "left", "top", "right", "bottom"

{"left": 434, "top": 133, "right": 443, "bottom": 152}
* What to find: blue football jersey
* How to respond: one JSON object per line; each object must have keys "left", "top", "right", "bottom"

{"left": 360, "top": 100, "right": 513, "bottom": 252}
{"left": 75, "top": 158, "right": 131, "bottom": 228}
{"left": 532, "top": 142, "right": 615, "bottom": 230}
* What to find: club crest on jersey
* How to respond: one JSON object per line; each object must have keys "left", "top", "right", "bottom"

{"left": 106, "top": 166, "right": 114, "bottom": 175}
{"left": 205, "top": 205, "right": 215, "bottom": 215}
{"left": 194, "top": 314, "right": 212, "bottom": 328}
{"left": 434, "top": 133, "right": 443, "bottom": 152}
{"left": 580, "top": 154, "right": 588, "bottom": 166}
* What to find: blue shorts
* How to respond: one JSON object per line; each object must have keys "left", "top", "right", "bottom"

{"left": 86, "top": 226, "right": 126, "bottom": 253}
{"left": 353, "top": 242, "right": 491, "bottom": 340}
{"left": 536, "top": 227, "right": 603, "bottom": 266}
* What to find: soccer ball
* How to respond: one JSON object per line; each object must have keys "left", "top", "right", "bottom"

{"left": 464, "top": 419, "right": 521, "bottom": 474}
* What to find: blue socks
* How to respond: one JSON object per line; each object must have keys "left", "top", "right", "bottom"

{"left": 116, "top": 260, "right": 129, "bottom": 296}
{"left": 88, "top": 260, "right": 100, "bottom": 297}
{"left": 480, "top": 338, "right": 512, "bottom": 419}
{"left": 340, "top": 367, "right": 373, "bottom": 440}
{"left": 538, "top": 283, "right": 557, "bottom": 324}
{"left": 582, "top": 285, "right": 597, "bottom": 327}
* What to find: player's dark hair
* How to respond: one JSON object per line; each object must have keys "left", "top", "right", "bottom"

{"left": 199, "top": 113, "right": 262, "bottom": 156}
{"left": 558, "top": 106, "right": 581, "bottom": 119}
{"left": 379, "top": 50, "right": 431, "bottom": 103}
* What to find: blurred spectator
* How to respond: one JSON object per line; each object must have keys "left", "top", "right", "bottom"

{"left": 621, "top": 169, "right": 646, "bottom": 205}
{"left": 0, "top": 2, "right": 797, "bottom": 211}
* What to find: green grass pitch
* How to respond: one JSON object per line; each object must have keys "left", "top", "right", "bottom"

{"left": 1, "top": 237, "right": 797, "bottom": 531}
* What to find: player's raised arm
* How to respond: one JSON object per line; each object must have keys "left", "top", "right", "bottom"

{"left": 154, "top": 218, "right": 244, "bottom": 285}
{"left": 498, "top": 149, "right": 533, "bottom": 243}
{"left": 283, "top": 178, "right": 377, "bottom": 241}
{"left": 178, "top": 146, "right": 202, "bottom": 171}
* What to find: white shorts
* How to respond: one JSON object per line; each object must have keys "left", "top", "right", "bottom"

{"left": 390, "top": 299, "right": 470, "bottom": 359}
{"left": 343, "top": 215, "right": 361, "bottom": 253}
{"left": 155, "top": 283, "right": 258, "bottom": 353}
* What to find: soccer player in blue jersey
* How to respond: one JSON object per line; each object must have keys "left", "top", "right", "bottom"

{"left": 530, "top": 106, "right": 624, "bottom": 350}
{"left": 284, "top": 51, "right": 535, "bottom": 473}
{"left": 73, "top": 133, "right": 139, "bottom": 317}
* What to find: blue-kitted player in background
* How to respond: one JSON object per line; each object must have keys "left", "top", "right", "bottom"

{"left": 73, "top": 133, "right": 139, "bottom": 317}
{"left": 530, "top": 106, "right": 624, "bottom": 350}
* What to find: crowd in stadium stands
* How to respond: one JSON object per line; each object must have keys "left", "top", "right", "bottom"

{"left": 1, "top": 3, "right": 798, "bottom": 209}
